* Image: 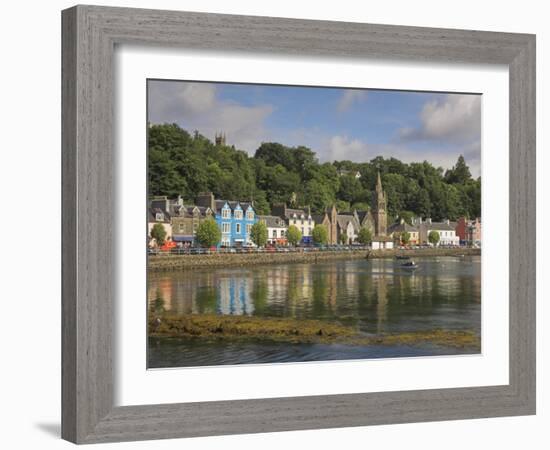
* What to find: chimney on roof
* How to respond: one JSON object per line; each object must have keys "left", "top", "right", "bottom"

{"left": 426, "top": 217, "right": 432, "bottom": 224}
{"left": 445, "top": 219, "right": 450, "bottom": 225}
{"left": 150, "top": 196, "right": 169, "bottom": 212}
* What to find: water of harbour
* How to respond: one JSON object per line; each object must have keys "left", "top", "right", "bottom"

{"left": 147, "top": 256, "right": 481, "bottom": 368}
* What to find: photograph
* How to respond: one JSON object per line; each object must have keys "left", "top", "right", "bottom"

{"left": 146, "top": 80, "right": 482, "bottom": 368}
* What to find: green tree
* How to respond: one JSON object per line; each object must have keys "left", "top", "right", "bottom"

{"left": 339, "top": 232, "right": 348, "bottom": 245}
{"left": 335, "top": 200, "right": 351, "bottom": 212}
{"left": 303, "top": 179, "right": 335, "bottom": 213}
{"left": 312, "top": 225, "right": 328, "bottom": 245}
{"left": 148, "top": 125, "right": 480, "bottom": 228}
{"left": 445, "top": 155, "right": 472, "bottom": 184}
{"left": 250, "top": 221, "right": 268, "bottom": 247}
{"left": 150, "top": 223, "right": 167, "bottom": 246}
{"left": 287, "top": 225, "right": 302, "bottom": 246}
{"left": 397, "top": 211, "right": 414, "bottom": 225}
{"left": 401, "top": 231, "right": 411, "bottom": 245}
{"left": 351, "top": 202, "right": 370, "bottom": 211}
{"left": 338, "top": 175, "right": 363, "bottom": 204}
{"left": 251, "top": 190, "right": 270, "bottom": 215}
{"left": 357, "top": 227, "right": 372, "bottom": 245}
{"left": 196, "top": 218, "right": 221, "bottom": 247}
{"left": 428, "top": 230, "right": 440, "bottom": 246}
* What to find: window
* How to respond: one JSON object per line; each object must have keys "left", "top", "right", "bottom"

{"left": 222, "top": 223, "right": 230, "bottom": 234}
{"left": 247, "top": 224, "right": 252, "bottom": 234}
{"left": 246, "top": 210, "right": 254, "bottom": 220}
{"left": 234, "top": 210, "right": 243, "bottom": 219}
{"left": 236, "top": 223, "right": 241, "bottom": 234}
{"left": 155, "top": 213, "right": 164, "bottom": 221}
{"left": 272, "top": 230, "right": 277, "bottom": 238}
{"left": 222, "top": 208, "right": 230, "bottom": 219}
{"left": 179, "top": 223, "right": 185, "bottom": 232}
{"left": 301, "top": 227, "right": 304, "bottom": 235}
{"left": 193, "top": 222, "right": 198, "bottom": 231}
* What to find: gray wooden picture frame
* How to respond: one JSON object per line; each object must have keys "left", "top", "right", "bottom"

{"left": 62, "top": 4, "right": 536, "bottom": 444}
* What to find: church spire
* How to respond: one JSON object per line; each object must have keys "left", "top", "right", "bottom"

{"left": 372, "top": 170, "right": 387, "bottom": 236}
{"left": 376, "top": 170, "right": 383, "bottom": 192}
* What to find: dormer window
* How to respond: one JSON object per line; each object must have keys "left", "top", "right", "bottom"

{"left": 222, "top": 208, "right": 231, "bottom": 219}
{"left": 155, "top": 212, "right": 164, "bottom": 221}
{"left": 234, "top": 210, "right": 243, "bottom": 220}
{"left": 246, "top": 210, "right": 254, "bottom": 220}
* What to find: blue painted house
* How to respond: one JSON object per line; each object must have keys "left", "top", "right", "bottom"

{"left": 196, "top": 192, "right": 258, "bottom": 247}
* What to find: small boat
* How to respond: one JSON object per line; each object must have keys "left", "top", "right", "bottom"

{"left": 395, "top": 255, "right": 410, "bottom": 260}
{"left": 401, "top": 261, "right": 419, "bottom": 270}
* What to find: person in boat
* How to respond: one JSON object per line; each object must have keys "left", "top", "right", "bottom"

{"left": 402, "top": 260, "right": 418, "bottom": 268}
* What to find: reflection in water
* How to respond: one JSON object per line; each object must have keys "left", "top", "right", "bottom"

{"left": 148, "top": 256, "right": 481, "bottom": 336}
{"left": 148, "top": 257, "right": 481, "bottom": 367}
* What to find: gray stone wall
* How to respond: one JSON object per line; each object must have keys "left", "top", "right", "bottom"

{"left": 148, "top": 248, "right": 481, "bottom": 271}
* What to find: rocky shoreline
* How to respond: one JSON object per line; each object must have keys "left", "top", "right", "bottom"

{"left": 148, "top": 247, "right": 481, "bottom": 271}
{"left": 148, "top": 314, "right": 481, "bottom": 350}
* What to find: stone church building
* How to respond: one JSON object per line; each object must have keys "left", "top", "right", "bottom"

{"left": 316, "top": 171, "right": 393, "bottom": 248}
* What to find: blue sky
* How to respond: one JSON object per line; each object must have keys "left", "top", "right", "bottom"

{"left": 148, "top": 80, "right": 481, "bottom": 177}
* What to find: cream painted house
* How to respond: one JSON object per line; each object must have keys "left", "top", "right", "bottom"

{"left": 148, "top": 207, "right": 172, "bottom": 247}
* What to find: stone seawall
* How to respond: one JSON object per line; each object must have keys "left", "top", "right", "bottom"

{"left": 148, "top": 247, "right": 481, "bottom": 271}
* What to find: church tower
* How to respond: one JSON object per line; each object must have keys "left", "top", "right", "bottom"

{"left": 329, "top": 204, "right": 338, "bottom": 244}
{"left": 372, "top": 171, "right": 387, "bottom": 236}
{"left": 215, "top": 132, "right": 226, "bottom": 146}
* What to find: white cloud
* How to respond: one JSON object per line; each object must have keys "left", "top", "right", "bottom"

{"left": 327, "top": 135, "right": 369, "bottom": 161}
{"left": 319, "top": 136, "right": 480, "bottom": 178}
{"left": 148, "top": 81, "right": 273, "bottom": 153}
{"left": 147, "top": 82, "right": 481, "bottom": 177}
{"left": 337, "top": 89, "right": 367, "bottom": 113}
{"left": 398, "top": 94, "right": 481, "bottom": 142}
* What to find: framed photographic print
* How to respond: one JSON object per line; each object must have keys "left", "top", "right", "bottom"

{"left": 62, "top": 5, "right": 536, "bottom": 444}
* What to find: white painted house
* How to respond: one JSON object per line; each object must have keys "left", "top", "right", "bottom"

{"left": 418, "top": 218, "right": 460, "bottom": 246}
{"left": 258, "top": 215, "right": 288, "bottom": 245}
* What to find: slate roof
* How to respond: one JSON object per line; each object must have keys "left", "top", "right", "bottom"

{"left": 355, "top": 210, "right": 373, "bottom": 224}
{"left": 285, "top": 208, "right": 310, "bottom": 218}
{"left": 311, "top": 214, "right": 328, "bottom": 225}
{"left": 148, "top": 207, "right": 170, "bottom": 223}
{"left": 388, "top": 222, "right": 419, "bottom": 234}
{"left": 336, "top": 214, "right": 359, "bottom": 230}
{"left": 422, "top": 222, "right": 455, "bottom": 231}
{"left": 258, "top": 215, "right": 287, "bottom": 228}
{"left": 214, "top": 199, "right": 254, "bottom": 214}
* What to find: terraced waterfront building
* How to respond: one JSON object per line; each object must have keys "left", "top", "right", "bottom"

{"left": 196, "top": 192, "right": 258, "bottom": 247}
